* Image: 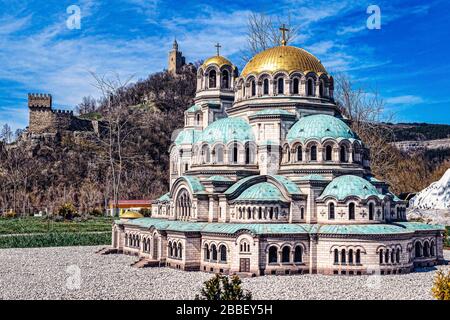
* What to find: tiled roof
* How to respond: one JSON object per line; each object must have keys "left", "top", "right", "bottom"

{"left": 235, "top": 182, "right": 285, "bottom": 202}
{"left": 198, "top": 117, "right": 255, "bottom": 144}
{"left": 318, "top": 175, "right": 384, "bottom": 201}
{"left": 174, "top": 129, "right": 202, "bottom": 145}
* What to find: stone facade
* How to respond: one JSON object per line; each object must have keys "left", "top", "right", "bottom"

{"left": 112, "top": 41, "right": 446, "bottom": 276}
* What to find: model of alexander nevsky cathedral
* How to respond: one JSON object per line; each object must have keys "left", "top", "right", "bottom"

{"left": 112, "top": 30, "right": 445, "bottom": 276}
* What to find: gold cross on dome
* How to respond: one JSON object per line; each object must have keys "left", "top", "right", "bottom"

{"left": 279, "top": 24, "right": 289, "bottom": 46}
{"left": 215, "top": 43, "right": 221, "bottom": 56}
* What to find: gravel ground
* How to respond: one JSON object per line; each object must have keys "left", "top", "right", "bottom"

{"left": 0, "top": 246, "right": 448, "bottom": 300}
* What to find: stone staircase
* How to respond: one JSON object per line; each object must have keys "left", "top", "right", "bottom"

{"left": 130, "top": 257, "right": 160, "bottom": 268}
{"left": 95, "top": 247, "right": 118, "bottom": 255}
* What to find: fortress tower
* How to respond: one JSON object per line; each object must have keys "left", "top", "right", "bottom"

{"left": 168, "top": 39, "right": 186, "bottom": 75}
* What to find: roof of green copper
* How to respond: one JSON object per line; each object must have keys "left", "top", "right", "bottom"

{"left": 186, "top": 104, "right": 201, "bottom": 113}
{"left": 298, "top": 174, "right": 327, "bottom": 181}
{"left": 318, "top": 175, "right": 383, "bottom": 201}
{"left": 235, "top": 182, "right": 286, "bottom": 202}
{"left": 253, "top": 109, "right": 295, "bottom": 116}
{"left": 224, "top": 176, "right": 255, "bottom": 195}
{"left": 394, "top": 222, "right": 446, "bottom": 232}
{"left": 174, "top": 129, "right": 202, "bottom": 145}
{"left": 157, "top": 193, "right": 170, "bottom": 202}
{"left": 207, "top": 175, "right": 232, "bottom": 182}
{"left": 270, "top": 175, "right": 301, "bottom": 195}
{"left": 286, "top": 114, "right": 359, "bottom": 143}
{"left": 119, "top": 218, "right": 443, "bottom": 235}
{"left": 198, "top": 117, "right": 255, "bottom": 144}
{"left": 180, "top": 176, "right": 205, "bottom": 193}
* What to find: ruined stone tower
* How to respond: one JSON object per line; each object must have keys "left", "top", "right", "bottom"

{"left": 168, "top": 39, "right": 186, "bottom": 75}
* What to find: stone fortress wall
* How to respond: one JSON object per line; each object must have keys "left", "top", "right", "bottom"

{"left": 27, "top": 93, "right": 98, "bottom": 135}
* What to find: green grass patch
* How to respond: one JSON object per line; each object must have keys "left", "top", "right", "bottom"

{"left": 0, "top": 232, "right": 111, "bottom": 249}
{"left": 0, "top": 217, "right": 113, "bottom": 235}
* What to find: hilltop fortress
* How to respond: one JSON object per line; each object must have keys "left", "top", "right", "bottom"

{"left": 26, "top": 93, "right": 100, "bottom": 137}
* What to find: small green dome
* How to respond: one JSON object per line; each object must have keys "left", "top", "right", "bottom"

{"left": 319, "top": 175, "right": 382, "bottom": 201}
{"left": 199, "top": 117, "right": 255, "bottom": 144}
{"left": 207, "top": 175, "right": 232, "bottom": 182}
{"left": 186, "top": 104, "right": 201, "bottom": 113}
{"left": 157, "top": 193, "right": 170, "bottom": 202}
{"left": 236, "top": 182, "right": 285, "bottom": 202}
{"left": 175, "top": 129, "right": 202, "bottom": 145}
{"left": 287, "top": 114, "right": 358, "bottom": 143}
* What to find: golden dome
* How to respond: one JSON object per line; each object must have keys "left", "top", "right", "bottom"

{"left": 120, "top": 210, "right": 144, "bottom": 219}
{"left": 202, "top": 55, "right": 233, "bottom": 69}
{"left": 241, "top": 46, "right": 327, "bottom": 78}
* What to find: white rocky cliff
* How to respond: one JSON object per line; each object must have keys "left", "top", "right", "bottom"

{"left": 411, "top": 169, "right": 450, "bottom": 211}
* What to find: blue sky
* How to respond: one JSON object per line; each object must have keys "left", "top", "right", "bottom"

{"left": 1, "top": 0, "right": 449, "bottom": 130}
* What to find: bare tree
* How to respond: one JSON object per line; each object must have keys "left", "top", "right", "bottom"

{"left": 1, "top": 124, "right": 13, "bottom": 144}
{"left": 90, "top": 72, "right": 135, "bottom": 214}
{"left": 75, "top": 96, "right": 97, "bottom": 115}
{"left": 241, "top": 12, "right": 299, "bottom": 63}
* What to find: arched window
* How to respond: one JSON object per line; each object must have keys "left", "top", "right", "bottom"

{"left": 356, "top": 249, "right": 361, "bottom": 264}
{"left": 423, "top": 242, "right": 430, "bottom": 257}
{"left": 232, "top": 144, "right": 238, "bottom": 163}
{"left": 204, "top": 244, "right": 210, "bottom": 260}
{"left": 174, "top": 243, "right": 178, "bottom": 257}
{"left": 251, "top": 80, "right": 256, "bottom": 96}
{"left": 245, "top": 145, "right": 251, "bottom": 164}
{"left": 334, "top": 249, "right": 339, "bottom": 264}
{"left": 216, "top": 145, "right": 224, "bottom": 163}
{"left": 341, "top": 249, "right": 346, "bottom": 264}
{"left": 300, "top": 207, "right": 304, "bottom": 220}
{"left": 211, "top": 244, "right": 218, "bottom": 261}
{"left": 328, "top": 203, "right": 335, "bottom": 220}
{"left": 263, "top": 79, "right": 269, "bottom": 95}
{"left": 369, "top": 203, "right": 374, "bottom": 220}
{"left": 240, "top": 240, "right": 250, "bottom": 252}
{"left": 325, "top": 145, "right": 332, "bottom": 161}
{"left": 396, "top": 248, "right": 400, "bottom": 263}
{"left": 379, "top": 249, "right": 384, "bottom": 264}
{"left": 348, "top": 249, "right": 354, "bottom": 264}
{"left": 293, "top": 78, "right": 299, "bottom": 94}
{"left": 178, "top": 243, "right": 182, "bottom": 259}
{"left": 196, "top": 113, "right": 201, "bottom": 125}
{"left": 430, "top": 241, "right": 435, "bottom": 256}
{"left": 297, "top": 146, "right": 302, "bottom": 161}
{"left": 385, "top": 249, "right": 389, "bottom": 263}
{"left": 319, "top": 80, "right": 324, "bottom": 97}
{"left": 415, "top": 242, "right": 422, "bottom": 257}
{"left": 222, "top": 70, "right": 229, "bottom": 88}
{"left": 277, "top": 78, "right": 284, "bottom": 94}
{"left": 219, "top": 245, "right": 227, "bottom": 262}
{"left": 349, "top": 203, "right": 355, "bottom": 220}
{"left": 281, "top": 246, "right": 290, "bottom": 263}
{"left": 310, "top": 145, "right": 317, "bottom": 161}
{"left": 209, "top": 70, "right": 217, "bottom": 88}
{"left": 307, "top": 78, "right": 314, "bottom": 96}
{"left": 340, "top": 146, "right": 347, "bottom": 162}
{"left": 202, "top": 145, "right": 210, "bottom": 163}
{"left": 258, "top": 207, "right": 262, "bottom": 219}
{"left": 268, "top": 246, "right": 278, "bottom": 264}
{"left": 294, "top": 246, "right": 303, "bottom": 263}
{"left": 391, "top": 250, "right": 395, "bottom": 263}
{"left": 168, "top": 242, "right": 173, "bottom": 257}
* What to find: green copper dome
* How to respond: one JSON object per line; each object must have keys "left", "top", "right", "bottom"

{"left": 286, "top": 114, "right": 358, "bottom": 143}
{"left": 236, "top": 182, "right": 286, "bottom": 202}
{"left": 318, "top": 175, "right": 383, "bottom": 201}
{"left": 199, "top": 117, "right": 255, "bottom": 144}
{"left": 174, "top": 129, "right": 202, "bottom": 145}
{"left": 186, "top": 104, "right": 201, "bottom": 113}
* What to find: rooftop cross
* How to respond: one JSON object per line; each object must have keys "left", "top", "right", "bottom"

{"left": 215, "top": 43, "right": 221, "bottom": 56}
{"left": 279, "top": 24, "right": 289, "bottom": 46}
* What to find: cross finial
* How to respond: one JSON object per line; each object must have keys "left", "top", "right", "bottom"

{"left": 215, "top": 42, "right": 221, "bottom": 56}
{"left": 279, "top": 24, "right": 289, "bottom": 46}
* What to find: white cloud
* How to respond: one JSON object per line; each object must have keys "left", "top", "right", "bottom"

{"left": 386, "top": 95, "right": 425, "bottom": 105}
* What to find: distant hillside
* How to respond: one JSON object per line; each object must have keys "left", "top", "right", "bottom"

{"left": 380, "top": 122, "right": 450, "bottom": 142}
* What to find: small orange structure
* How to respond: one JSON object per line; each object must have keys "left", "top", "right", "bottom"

{"left": 108, "top": 200, "right": 151, "bottom": 217}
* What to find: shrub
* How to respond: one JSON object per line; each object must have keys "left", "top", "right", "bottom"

{"left": 195, "top": 274, "right": 252, "bottom": 300}
{"left": 91, "top": 208, "right": 104, "bottom": 217}
{"left": 432, "top": 270, "right": 450, "bottom": 300}
{"left": 4, "top": 210, "right": 17, "bottom": 219}
{"left": 56, "top": 203, "right": 78, "bottom": 220}
{"left": 140, "top": 208, "right": 152, "bottom": 217}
